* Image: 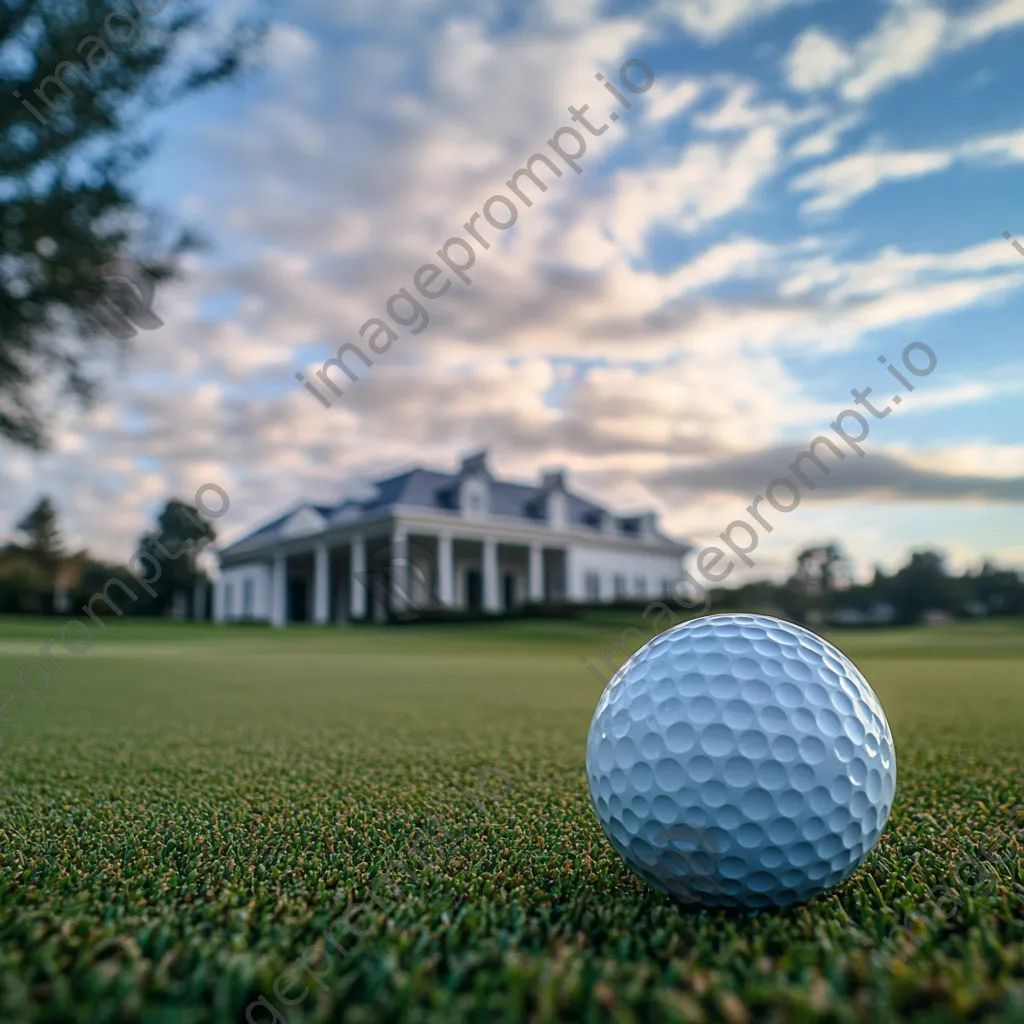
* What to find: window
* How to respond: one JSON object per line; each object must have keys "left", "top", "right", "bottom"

{"left": 613, "top": 574, "right": 627, "bottom": 598}
{"left": 585, "top": 571, "right": 601, "bottom": 601}
{"left": 461, "top": 480, "right": 487, "bottom": 516}
{"left": 633, "top": 575, "right": 647, "bottom": 597}
{"left": 243, "top": 579, "right": 254, "bottom": 618}
{"left": 224, "top": 583, "right": 234, "bottom": 618}
{"left": 662, "top": 579, "right": 674, "bottom": 597}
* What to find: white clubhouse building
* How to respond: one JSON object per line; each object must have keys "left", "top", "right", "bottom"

{"left": 213, "top": 451, "right": 690, "bottom": 625}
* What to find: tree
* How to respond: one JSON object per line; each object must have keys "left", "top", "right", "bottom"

{"left": 15, "top": 495, "right": 63, "bottom": 569}
{"left": 885, "top": 549, "right": 958, "bottom": 624}
{"left": 0, "top": 0, "right": 263, "bottom": 448}
{"left": 969, "top": 560, "right": 1024, "bottom": 617}
{"left": 780, "top": 543, "right": 851, "bottom": 622}
{"left": 133, "top": 497, "right": 217, "bottom": 615}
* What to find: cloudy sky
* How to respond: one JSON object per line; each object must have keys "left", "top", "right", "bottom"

{"left": 3, "top": 0, "right": 1023, "bottom": 583}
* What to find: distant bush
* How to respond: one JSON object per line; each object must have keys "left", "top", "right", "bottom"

{"left": 0, "top": 556, "right": 50, "bottom": 615}
{"left": 392, "top": 602, "right": 581, "bottom": 625}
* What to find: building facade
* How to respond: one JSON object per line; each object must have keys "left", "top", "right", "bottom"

{"left": 214, "top": 451, "right": 690, "bottom": 625}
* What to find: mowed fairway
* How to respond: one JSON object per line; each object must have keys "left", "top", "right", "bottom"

{"left": 0, "top": 616, "right": 1021, "bottom": 1023}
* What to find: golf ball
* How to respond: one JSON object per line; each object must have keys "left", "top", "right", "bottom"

{"left": 586, "top": 614, "right": 896, "bottom": 908}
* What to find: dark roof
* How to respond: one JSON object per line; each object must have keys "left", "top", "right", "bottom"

{"left": 222, "top": 455, "right": 682, "bottom": 552}
{"left": 354, "top": 467, "right": 610, "bottom": 524}
{"left": 229, "top": 511, "right": 292, "bottom": 546}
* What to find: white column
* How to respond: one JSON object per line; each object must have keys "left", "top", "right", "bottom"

{"left": 483, "top": 537, "right": 500, "bottom": 613}
{"left": 438, "top": 533, "right": 454, "bottom": 607}
{"left": 350, "top": 535, "right": 367, "bottom": 619}
{"left": 528, "top": 544, "right": 544, "bottom": 603}
{"left": 565, "top": 546, "right": 584, "bottom": 603}
{"left": 313, "top": 543, "right": 330, "bottom": 625}
{"left": 271, "top": 553, "right": 287, "bottom": 627}
{"left": 391, "top": 527, "right": 408, "bottom": 615}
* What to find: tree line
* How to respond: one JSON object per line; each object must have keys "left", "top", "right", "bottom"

{"left": 0, "top": 495, "right": 216, "bottom": 617}
{"left": 709, "top": 543, "right": 1024, "bottom": 626}
{"left": 3, "top": 503, "right": 1022, "bottom": 627}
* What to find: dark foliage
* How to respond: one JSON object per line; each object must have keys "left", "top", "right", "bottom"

{"left": 0, "top": 0, "right": 262, "bottom": 447}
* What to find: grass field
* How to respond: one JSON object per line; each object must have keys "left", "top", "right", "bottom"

{"left": 0, "top": 614, "right": 1021, "bottom": 1023}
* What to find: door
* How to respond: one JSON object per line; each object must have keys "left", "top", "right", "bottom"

{"left": 466, "top": 569, "right": 482, "bottom": 610}
{"left": 288, "top": 577, "right": 308, "bottom": 622}
{"left": 503, "top": 573, "right": 516, "bottom": 612}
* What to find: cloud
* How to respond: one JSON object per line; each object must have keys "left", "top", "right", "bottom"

{"left": 781, "top": 238, "right": 1024, "bottom": 301}
{"left": 791, "top": 145, "right": 955, "bottom": 213}
{"left": 961, "top": 129, "right": 1024, "bottom": 163}
{"left": 660, "top": 0, "right": 820, "bottom": 42}
{"left": 791, "top": 129, "right": 1024, "bottom": 213}
{"left": 784, "top": 27, "right": 853, "bottom": 91}
{"left": 605, "top": 124, "right": 783, "bottom": 252}
{"left": 691, "top": 80, "right": 824, "bottom": 133}
{"left": 841, "top": 2, "right": 947, "bottom": 102}
{"left": 789, "top": 112, "right": 862, "bottom": 160}
{"left": 263, "top": 23, "right": 319, "bottom": 73}
{"left": 784, "top": 0, "right": 1024, "bottom": 103}
{"left": 3, "top": 0, "right": 1022, "bottom": 584}
{"left": 646, "top": 445, "right": 1024, "bottom": 502}
{"left": 952, "top": 0, "right": 1024, "bottom": 45}
{"left": 644, "top": 76, "right": 704, "bottom": 124}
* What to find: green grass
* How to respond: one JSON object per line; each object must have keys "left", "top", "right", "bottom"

{"left": 0, "top": 614, "right": 1021, "bottom": 1023}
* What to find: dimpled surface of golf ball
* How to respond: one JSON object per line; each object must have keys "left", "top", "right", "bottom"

{"left": 586, "top": 614, "right": 896, "bottom": 908}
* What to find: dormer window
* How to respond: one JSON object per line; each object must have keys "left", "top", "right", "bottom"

{"left": 617, "top": 513, "right": 657, "bottom": 539}
{"left": 547, "top": 490, "right": 567, "bottom": 530}
{"left": 460, "top": 475, "right": 489, "bottom": 518}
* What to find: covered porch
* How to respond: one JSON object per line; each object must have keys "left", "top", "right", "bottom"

{"left": 216, "top": 525, "right": 566, "bottom": 625}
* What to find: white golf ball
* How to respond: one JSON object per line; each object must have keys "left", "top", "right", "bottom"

{"left": 586, "top": 613, "right": 897, "bottom": 908}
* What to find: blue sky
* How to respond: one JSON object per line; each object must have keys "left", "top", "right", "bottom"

{"left": 1, "top": 0, "right": 1022, "bottom": 583}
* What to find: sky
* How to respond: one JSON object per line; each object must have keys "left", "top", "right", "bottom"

{"left": 2, "top": 0, "right": 1023, "bottom": 584}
